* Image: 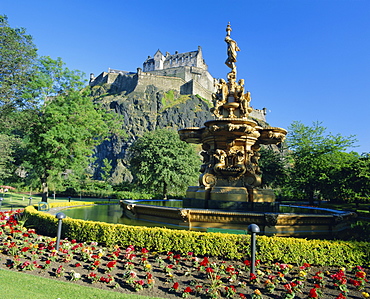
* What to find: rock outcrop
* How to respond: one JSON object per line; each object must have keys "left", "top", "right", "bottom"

{"left": 91, "top": 84, "right": 213, "bottom": 184}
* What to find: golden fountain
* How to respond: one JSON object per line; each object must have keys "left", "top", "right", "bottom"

{"left": 179, "top": 23, "right": 286, "bottom": 209}
{"left": 121, "top": 24, "right": 355, "bottom": 237}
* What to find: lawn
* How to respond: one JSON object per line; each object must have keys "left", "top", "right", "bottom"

{"left": 0, "top": 269, "right": 161, "bottom": 299}
{"left": 0, "top": 191, "right": 119, "bottom": 210}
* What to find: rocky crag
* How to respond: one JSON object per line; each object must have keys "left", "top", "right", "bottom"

{"left": 91, "top": 84, "right": 216, "bottom": 184}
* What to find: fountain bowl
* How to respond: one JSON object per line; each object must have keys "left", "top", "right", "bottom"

{"left": 120, "top": 199, "right": 356, "bottom": 238}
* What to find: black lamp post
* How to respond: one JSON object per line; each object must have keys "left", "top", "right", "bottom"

{"left": 248, "top": 223, "right": 260, "bottom": 276}
{"left": 55, "top": 212, "right": 66, "bottom": 251}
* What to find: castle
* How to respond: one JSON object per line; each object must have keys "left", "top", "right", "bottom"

{"left": 89, "top": 46, "right": 215, "bottom": 100}
{"left": 89, "top": 47, "right": 267, "bottom": 121}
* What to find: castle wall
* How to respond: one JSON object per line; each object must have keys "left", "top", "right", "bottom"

{"left": 90, "top": 72, "right": 138, "bottom": 95}
{"left": 134, "top": 71, "right": 187, "bottom": 93}
{"left": 145, "top": 66, "right": 215, "bottom": 95}
{"left": 249, "top": 108, "right": 267, "bottom": 122}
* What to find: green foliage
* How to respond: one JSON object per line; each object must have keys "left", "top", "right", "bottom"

{"left": 0, "top": 134, "right": 18, "bottom": 180}
{"left": 128, "top": 129, "right": 201, "bottom": 199}
{"left": 0, "top": 15, "right": 38, "bottom": 115}
{"left": 161, "top": 90, "right": 191, "bottom": 110}
{"left": 325, "top": 152, "right": 370, "bottom": 202}
{"left": 24, "top": 204, "right": 370, "bottom": 266}
{"left": 286, "top": 121, "right": 357, "bottom": 203}
{"left": 101, "top": 158, "right": 113, "bottom": 183}
{"left": 24, "top": 57, "right": 111, "bottom": 201}
{"left": 195, "top": 94, "right": 212, "bottom": 107}
{"left": 259, "top": 145, "right": 289, "bottom": 188}
{"left": 0, "top": 15, "right": 38, "bottom": 182}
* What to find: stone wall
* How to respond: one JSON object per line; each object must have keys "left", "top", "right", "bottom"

{"left": 90, "top": 67, "right": 215, "bottom": 101}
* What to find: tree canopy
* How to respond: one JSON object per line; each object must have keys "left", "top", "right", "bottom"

{"left": 286, "top": 121, "right": 357, "bottom": 203}
{"left": 129, "top": 129, "right": 201, "bottom": 199}
{"left": 0, "top": 15, "right": 38, "bottom": 115}
{"left": 25, "top": 57, "right": 111, "bottom": 201}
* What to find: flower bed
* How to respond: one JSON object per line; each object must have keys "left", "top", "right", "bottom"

{"left": 24, "top": 204, "right": 370, "bottom": 265}
{"left": 1, "top": 210, "right": 369, "bottom": 298}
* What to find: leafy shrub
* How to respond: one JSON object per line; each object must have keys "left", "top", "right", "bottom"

{"left": 24, "top": 204, "right": 370, "bottom": 266}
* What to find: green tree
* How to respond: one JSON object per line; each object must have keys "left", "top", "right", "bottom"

{"left": 0, "top": 134, "right": 18, "bottom": 181}
{"left": 27, "top": 57, "right": 111, "bottom": 201}
{"left": 324, "top": 152, "right": 370, "bottom": 202}
{"left": 128, "top": 129, "right": 201, "bottom": 199}
{"left": 0, "top": 15, "right": 38, "bottom": 115}
{"left": 259, "top": 145, "right": 289, "bottom": 189}
{"left": 101, "top": 158, "right": 113, "bottom": 183}
{"left": 286, "top": 121, "right": 356, "bottom": 204}
{"left": 0, "top": 15, "right": 38, "bottom": 180}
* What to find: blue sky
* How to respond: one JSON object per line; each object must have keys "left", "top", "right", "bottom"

{"left": 3, "top": 0, "right": 370, "bottom": 153}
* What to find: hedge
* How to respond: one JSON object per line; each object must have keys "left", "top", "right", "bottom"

{"left": 23, "top": 204, "right": 370, "bottom": 266}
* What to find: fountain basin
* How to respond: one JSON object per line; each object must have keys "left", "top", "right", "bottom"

{"left": 120, "top": 200, "right": 356, "bottom": 238}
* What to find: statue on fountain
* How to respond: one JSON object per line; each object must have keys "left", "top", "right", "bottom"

{"left": 179, "top": 23, "right": 287, "bottom": 209}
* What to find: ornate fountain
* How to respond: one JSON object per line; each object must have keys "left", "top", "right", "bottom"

{"left": 179, "top": 23, "right": 286, "bottom": 210}
{"left": 120, "top": 24, "right": 355, "bottom": 237}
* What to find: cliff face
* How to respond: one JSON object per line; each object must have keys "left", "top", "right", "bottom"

{"left": 92, "top": 84, "right": 213, "bottom": 184}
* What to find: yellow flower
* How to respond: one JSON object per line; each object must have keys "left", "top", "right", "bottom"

{"left": 288, "top": 264, "right": 293, "bottom": 269}
{"left": 257, "top": 270, "right": 263, "bottom": 276}
{"left": 362, "top": 292, "right": 370, "bottom": 298}
{"left": 340, "top": 267, "right": 346, "bottom": 272}
{"left": 145, "top": 263, "right": 152, "bottom": 270}
{"left": 254, "top": 289, "right": 262, "bottom": 295}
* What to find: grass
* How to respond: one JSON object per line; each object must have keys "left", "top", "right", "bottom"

{"left": 0, "top": 269, "right": 162, "bottom": 299}
{"left": 0, "top": 192, "right": 119, "bottom": 210}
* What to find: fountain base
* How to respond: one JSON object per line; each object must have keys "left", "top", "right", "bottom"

{"left": 120, "top": 200, "right": 356, "bottom": 238}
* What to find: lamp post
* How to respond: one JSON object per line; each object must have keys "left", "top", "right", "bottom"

{"left": 248, "top": 223, "right": 260, "bottom": 276}
{"left": 55, "top": 212, "right": 66, "bottom": 251}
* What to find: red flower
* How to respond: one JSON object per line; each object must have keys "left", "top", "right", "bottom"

{"left": 93, "top": 260, "right": 100, "bottom": 266}
{"left": 107, "top": 261, "right": 116, "bottom": 268}
{"left": 184, "top": 287, "right": 192, "bottom": 293}
{"left": 75, "top": 262, "right": 81, "bottom": 267}
{"left": 141, "top": 247, "right": 149, "bottom": 254}
{"left": 250, "top": 273, "right": 257, "bottom": 280}
{"left": 174, "top": 254, "right": 181, "bottom": 260}
{"left": 355, "top": 271, "right": 366, "bottom": 279}
{"left": 309, "top": 288, "right": 319, "bottom": 298}
{"left": 206, "top": 267, "right": 214, "bottom": 273}
{"left": 243, "top": 260, "right": 251, "bottom": 266}
{"left": 199, "top": 257, "right": 209, "bottom": 266}
{"left": 172, "top": 282, "right": 179, "bottom": 290}
{"left": 349, "top": 279, "right": 361, "bottom": 287}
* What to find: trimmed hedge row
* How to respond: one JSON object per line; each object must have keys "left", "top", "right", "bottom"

{"left": 23, "top": 204, "right": 370, "bottom": 266}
